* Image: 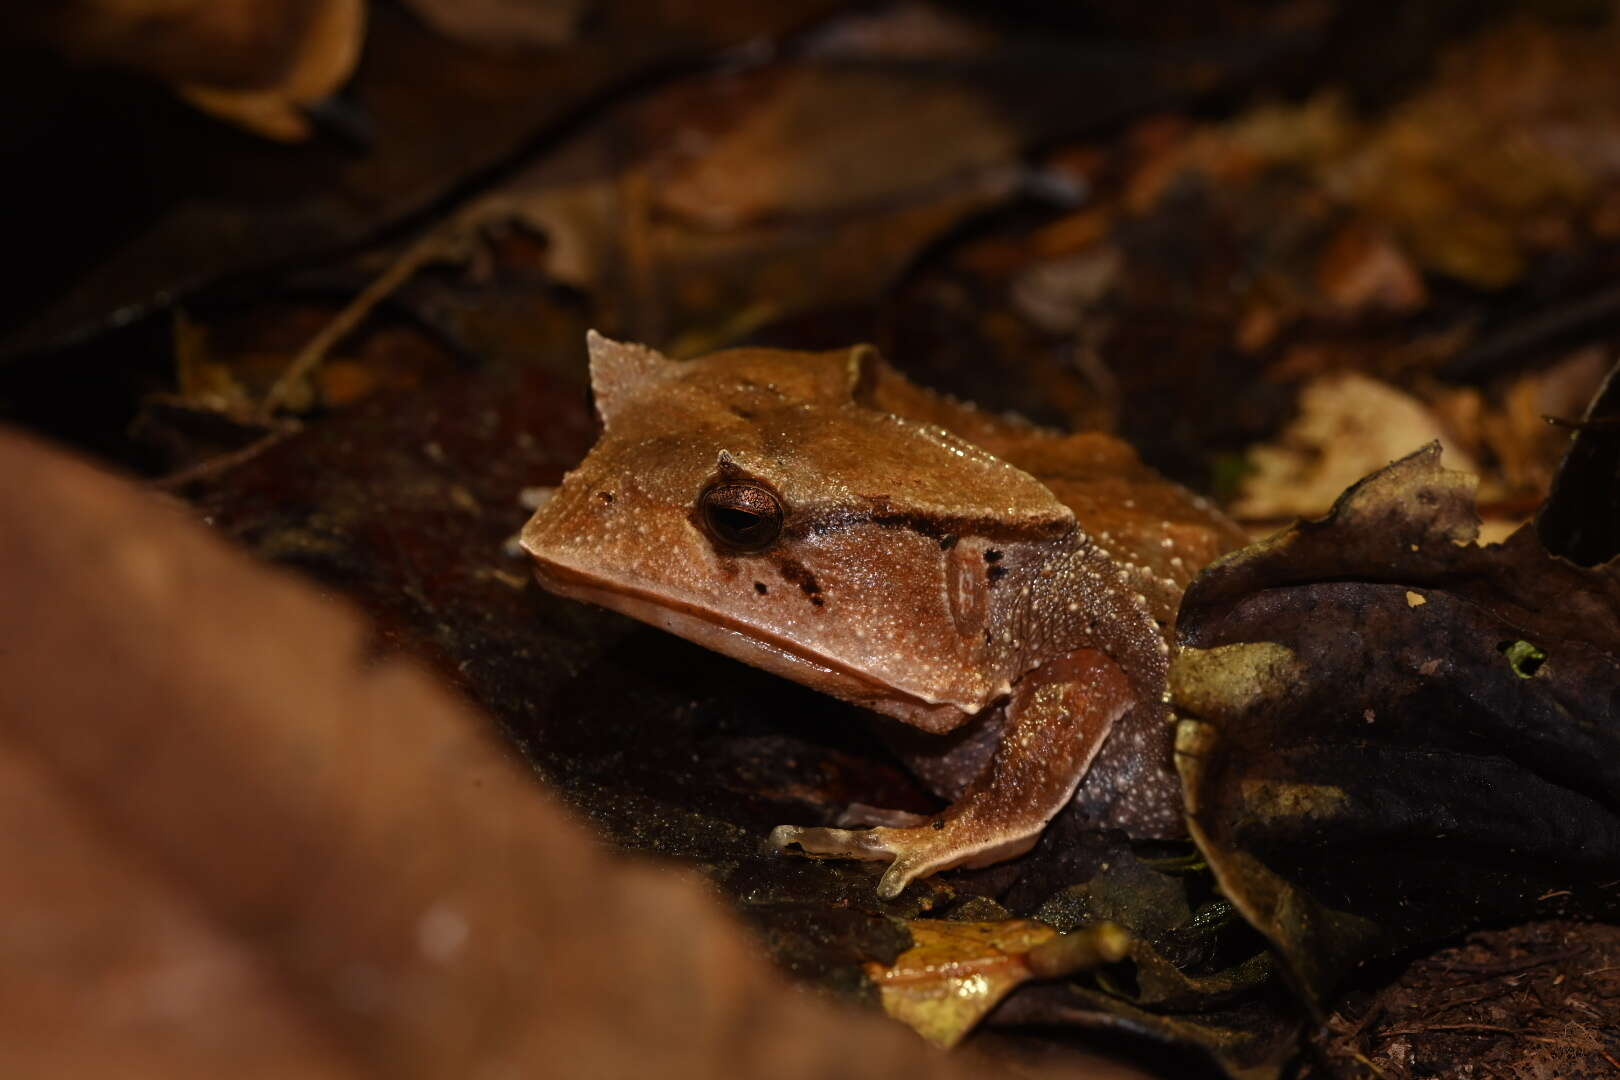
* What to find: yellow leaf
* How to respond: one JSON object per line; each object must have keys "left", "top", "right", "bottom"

{"left": 866, "top": 919, "right": 1129, "bottom": 1049}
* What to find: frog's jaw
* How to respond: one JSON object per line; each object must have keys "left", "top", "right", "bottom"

{"left": 529, "top": 558, "right": 979, "bottom": 734}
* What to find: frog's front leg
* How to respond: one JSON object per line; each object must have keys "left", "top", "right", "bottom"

{"left": 771, "top": 649, "right": 1136, "bottom": 899}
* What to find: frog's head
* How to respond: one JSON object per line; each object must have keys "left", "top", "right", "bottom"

{"left": 521, "top": 333, "right": 1074, "bottom": 732}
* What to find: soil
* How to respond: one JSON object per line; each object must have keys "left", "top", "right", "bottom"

{"left": 1308, "top": 920, "right": 1620, "bottom": 1079}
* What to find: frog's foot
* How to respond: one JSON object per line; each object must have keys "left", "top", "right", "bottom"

{"left": 770, "top": 817, "right": 1037, "bottom": 900}
{"left": 773, "top": 649, "right": 1137, "bottom": 900}
{"left": 833, "top": 802, "right": 931, "bottom": 829}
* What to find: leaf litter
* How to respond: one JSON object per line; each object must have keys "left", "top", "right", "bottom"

{"left": 9, "top": 4, "right": 1620, "bottom": 1079}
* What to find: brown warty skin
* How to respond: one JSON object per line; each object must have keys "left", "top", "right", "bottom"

{"left": 522, "top": 333, "right": 1243, "bottom": 898}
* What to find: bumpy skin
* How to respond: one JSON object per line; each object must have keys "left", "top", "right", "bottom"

{"left": 522, "top": 334, "right": 1243, "bottom": 897}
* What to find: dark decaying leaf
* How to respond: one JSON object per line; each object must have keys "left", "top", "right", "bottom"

{"left": 1173, "top": 442, "right": 1620, "bottom": 1012}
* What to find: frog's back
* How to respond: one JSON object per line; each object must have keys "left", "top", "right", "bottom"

{"left": 858, "top": 354, "right": 1245, "bottom": 608}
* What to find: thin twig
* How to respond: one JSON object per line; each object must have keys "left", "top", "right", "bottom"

{"left": 152, "top": 424, "right": 298, "bottom": 490}
{"left": 1383, "top": 1023, "right": 1516, "bottom": 1037}
{"left": 260, "top": 229, "right": 454, "bottom": 419}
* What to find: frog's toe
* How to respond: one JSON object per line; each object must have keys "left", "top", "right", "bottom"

{"left": 876, "top": 854, "right": 930, "bottom": 900}
{"left": 772, "top": 821, "right": 980, "bottom": 898}
{"left": 770, "top": 824, "right": 895, "bottom": 861}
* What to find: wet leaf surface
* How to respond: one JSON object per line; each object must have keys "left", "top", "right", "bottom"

{"left": 868, "top": 918, "right": 1069, "bottom": 1049}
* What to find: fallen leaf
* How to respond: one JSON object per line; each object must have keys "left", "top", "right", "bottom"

{"left": 1010, "top": 247, "right": 1125, "bottom": 334}
{"left": 868, "top": 920, "right": 1130, "bottom": 1049}
{"left": 177, "top": 0, "right": 365, "bottom": 141}
{"left": 11, "top": 0, "right": 366, "bottom": 141}
{"left": 1, "top": 0, "right": 850, "bottom": 357}
{"left": 993, "top": 850, "right": 1300, "bottom": 1079}
{"left": 653, "top": 66, "right": 1019, "bottom": 230}
{"left": 1334, "top": 20, "right": 1620, "bottom": 290}
{"left": 1175, "top": 444, "right": 1620, "bottom": 1012}
{"left": 1232, "top": 372, "right": 1479, "bottom": 521}
{"left": 993, "top": 978, "right": 1300, "bottom": 1080}
{"left": 9, "top": 0, "right": 360, "bottom": 100}
{"left": 1124, "top": 23, "right": 1620, "bottom": 292}
{"left": 1425, "top": 346, "right": 1610, "bottom": 511}
{"left": 0, "top": 425, "right": 1036, "bottom": 1079}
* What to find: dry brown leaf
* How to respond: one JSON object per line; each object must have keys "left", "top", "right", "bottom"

{"left": 1233, "top": 371, "right": 1480, "bottom": 522}
{"left": 4, "top": 0, "right": 852, "bottom": 358}
{"left": 1108, "top": 21, "right": 1620, "bottom": 309}
{"left": 397, "top": 61, "right": 1023, "bottom": 347}
{"left": 9, "top": 0, "right": 365, "bottom": 141}
{"left": 8, "top": 0, "right": 334, "bottom": 87}
{"left": 1333, "top": 22, "right": 1615, "bottom": 289}
{"left": 1427, "top": 347, "right": 1611, "bottom": 506}
{"left": 178, "top": 0, "right": 364, "bottom": 141}
{"left": 654, "top": 66, "right": 1019, "bottom": 230}
{"left": 0, "top": 426, "right": 1083, "bottom": 1080}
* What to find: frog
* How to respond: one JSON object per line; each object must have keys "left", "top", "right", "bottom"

{"left": 521, "top": 332, "right": 1244, "bottom": 898}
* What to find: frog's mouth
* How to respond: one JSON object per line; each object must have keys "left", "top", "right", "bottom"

{"left": 528, "top": 558, "right": 978, "bottom": 735}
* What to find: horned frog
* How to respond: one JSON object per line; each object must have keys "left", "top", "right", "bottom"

{"left": 522, "top": 333, "right": 1241, "bottom": 898}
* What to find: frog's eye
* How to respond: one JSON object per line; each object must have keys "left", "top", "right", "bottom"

{"left": 699, "top": 482, "right": 784, "bottom": 552}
